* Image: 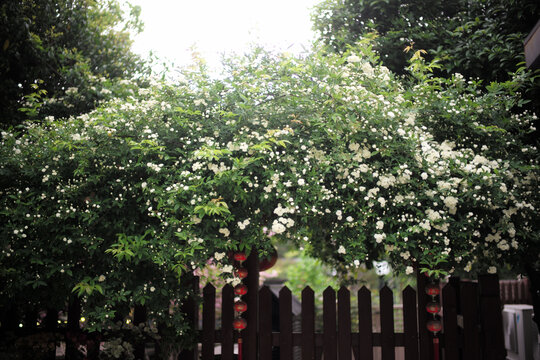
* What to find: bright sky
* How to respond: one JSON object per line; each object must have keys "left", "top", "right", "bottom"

{"left": 130, "top": 0, "right": 322, "bottom": 72}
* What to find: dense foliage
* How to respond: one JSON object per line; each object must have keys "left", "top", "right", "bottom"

{"left": 1, "top": 42, "right": 538, "bottom": 352}
{"left": 0, "top": 0, "right": 149, "bottom": 128}
{"left": 312, "top": 0, "right": 540, "bottom": 110}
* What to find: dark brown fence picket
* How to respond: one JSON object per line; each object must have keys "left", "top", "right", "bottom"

{"left": 337, "top": 287, "right": 351, "bottom": 360}
{"left": 202, "top": 284, "right": 216, "bottom": 360}
{"left": 441, "top": 283, "right": 459, "bottom": 360}
{"left": 357, "top": 286, "right": 373, "bottom": 360}
{"left": 416, "top": 270, "right": 430, "bottom": 360}
{"left": 244, "top": 251, "right": 259, "bottom": 360}
{"left": 323, "top": 286, "right": 337, "bottom": 360}
{"left": 280, "top": 286, "right": 293, "bottom": 360}
{"left": 380, "top": 286, "right": 395, "bottom": 360}
{"left": 302, "top": 286, "right": 315, "bottom": 360}
{"left": 461, "top": 282, "right": 480, "bottom": 360}
{"left": 66, "top": 297, "right": 81, "bottom": 360}
{"left": 259, "top": 285, "right": 273, "bottom": 360}
{"left": 221, "top": 284, "right": 234, "bottom": 360}
{"left": 402, "top": 286, "right": 418, "bottom": 360}
{"left": 133, "top": 305, "right": 147, "bottom": 360}
{"left": 179, "top": 274, "right": 199, "bottom": 360}
{"left": 479, "top": 275, "right": 506, "bottom": 360}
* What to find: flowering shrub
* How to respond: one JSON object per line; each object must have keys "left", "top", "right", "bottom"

{"left": 0, "top": 43, "right": 538, "bottom": 348}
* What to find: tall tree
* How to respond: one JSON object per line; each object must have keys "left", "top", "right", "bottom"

{"left": 312, "top": 0, "right": 540, "bottom": 109}
{"left": 0, "top": 0, "right": 149, "bottom": 127}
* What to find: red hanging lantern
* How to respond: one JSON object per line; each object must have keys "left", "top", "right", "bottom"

{"left": 259, "top": 248, "right": 278, "bottom": 271}
{"left": 425, "top": 283, "right": 440, "bottom": 296}
{"left": 233, "top": 317, "right": 247, "bottom": 330}
{"left": 234, "top": 300, "right": 247, "bottom": 313}
{"left": 235, "top": 268, "right": 248, "bottom": 279}
{"left": 426, "top": 301, "right": 441, "bottom": 314}
{"left": 234, "top": 252, "right": 247, "bottom": 262}
{"left": 426, "top": 319, "right": 442, "bottom": 333}
{"left": 234, "top": 284, "right": 248, "bottom": 296}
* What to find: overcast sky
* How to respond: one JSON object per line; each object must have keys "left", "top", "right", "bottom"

{"left": 130, "top": 0, "right": 322, "bottom": 72}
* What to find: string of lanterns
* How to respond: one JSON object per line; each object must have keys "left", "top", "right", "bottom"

{"left": 425, "top": 281, "right": 442, "bottom": 360}
{"left": 232, "top": 252, "right": 248, "bottom": 360}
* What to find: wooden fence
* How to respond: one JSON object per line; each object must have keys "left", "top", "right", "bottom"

{"left": 180, "top": 253, "right": 507, "bottom": 360}
{"left": 499, "top": 278, "right": 532, "bottom": 304}
{"left": 0, "top": 252, "right": 514, "bottom": 359}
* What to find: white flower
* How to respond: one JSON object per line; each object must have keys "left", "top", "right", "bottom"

{"left": 361, "top": 62, "right": 374, "bottom": 77}
{"left": 337, "top": 245, "right": 346, "bottom": 254}
{"left": 191, "top": 216, "right": 202, "bottom": 224}
{"left": 405, "top": 266, "right": 414, "bottom": 275}
{"left": 222, "top": 265, "right": 233, "bottom": 273}
{"left": 298, "top": 178, "right": 305, "bottom": 186}
{"left": 349, "top": 142, "right": 360, "bottom": 152}
{"left": 219, "top": 228, "right": 230, "bottom": 237}
{"left": 141, "top": 182, "right": 147, "bottom": 189}
{"left": 444, "top": 196, "right": 458, "bottom": 215}
{"left": 346, "top": 216, "right": 353, "bottom": 222}
{"left": 421, "top": 172, "right": 428, "bottom": 180}
{"left": 271, "top": 221, "right": 286, "bottom": 234}
{"left": 376, "top": 221, "right": 384, "bottom": 230}
{"left": 214, "top": 252, "right": 226, "bottom": 261}
{"left": 98, "top": 275, "right": 106, "bottom": 282}
{"left": 150, "top": 286, "right": 156, "bottom": 292}
{"left": 347, "top": 55, "right": 361, "bottom": 63}
{"left": 377, "top": 197, "right": 386, "bottom": 207}
{"left": 374, "top": 233, "right": 386, "bottom": 243}
{"left": 487, "top": 266, "right": 497, "bottom": 274}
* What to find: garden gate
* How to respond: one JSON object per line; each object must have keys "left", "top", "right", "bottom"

{"left": 180, "top": 251, "right": 507, "bottom": 360}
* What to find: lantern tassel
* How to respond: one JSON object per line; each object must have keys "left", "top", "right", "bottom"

{"left": 238, "top": 336, "right": 243, "bottom": 360}
{"left": 433, "top": 336, "right": 439, "bottom": 360}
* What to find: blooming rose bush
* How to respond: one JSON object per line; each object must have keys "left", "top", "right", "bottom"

{"left": 0, "top": 43, "right": 538, "bottom": 348}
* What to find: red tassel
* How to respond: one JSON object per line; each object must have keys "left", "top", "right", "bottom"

{"left": 433, "top": 336, "right": 440, "bottom": 360}
{"left": 238, "top": 337, "right": 243, "bottom": 360}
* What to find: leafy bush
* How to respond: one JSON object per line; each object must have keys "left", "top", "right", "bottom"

{"left": 1, "top": 43, "right": 538, "bottom": 352}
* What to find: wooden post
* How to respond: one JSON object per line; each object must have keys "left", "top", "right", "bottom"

{"left": 478, "top": 274, "right": 506, "bottom": 360}
{"left": 43, "top": 308, "right": 58, "bottom": 360}
{"left": 179, "top": 274, "right": 199, "bottom": 360}
{"left": 323, "top": 286, "right": 337, "bottom": 360}
{"left": 133, "top": 305, "right": 147, "bottom": 360}
{"left": 337, "top": 287, "right": 351, "bottom": 360}
{"left": 416, "top": 269, "right": 431, "bottom": 360}
{"left": 222, "top": 284, "right": 235, "bottom": 360}
{"left": 65, "top": 297, "right": 81, "bottom": 360}
{"left": 259, "top": 286, "right": 273, "bottom": 360}
{"left": 202, "top": 284, "right": 216, "bottom": 360}
{"left": 460, "top": 282, "right": 480, "bottom": 360}
{"left": 441, "top": 283, "right": 459, "bottom": 360}
{"left": 380, "top": 286, "right": 395, "bottom": 360}
{"left": 302, "top": 287, "right": 316, "bottom": 360}
{"left": 243, "top": 250, "right": 259, "bottom": 360}
{"left": 279, "top": 287, "right": 293, "bottom": 360}
{"left": 357, "top": 286, "right": 373, "bottom": 360}
{"left": 403, "top": 286, "right": 419, "bottom": 360}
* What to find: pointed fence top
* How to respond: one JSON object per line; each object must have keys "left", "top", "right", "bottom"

{"left": 301, "top": 286, "right": 314, "bottom": 296}
{"left": 338, "top": 286, "right": 350, "bottom": 296}
{"left": 203, "top": 283, "right": 216, "bottom": 293}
